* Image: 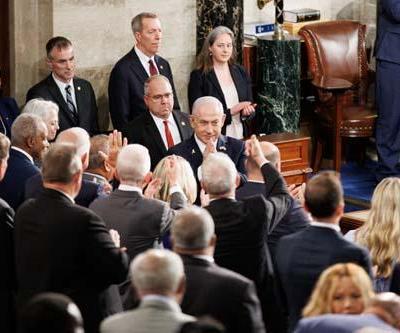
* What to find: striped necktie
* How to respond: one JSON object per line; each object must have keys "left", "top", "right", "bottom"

{"left": 149, "top": 59, "right": 158, "bottom": 76}
{"left": 65, "top": 85, "right": 79, "bottom": 123}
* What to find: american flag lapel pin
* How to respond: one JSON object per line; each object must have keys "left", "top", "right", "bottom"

{"left": 77, "top": 86, "right": 81, "bottom": 91}
{"left": 192, "top": 149, "right": 196, "bottom": 155}
{"left": 219, "top": 146, "right": 226, "bottom": 151}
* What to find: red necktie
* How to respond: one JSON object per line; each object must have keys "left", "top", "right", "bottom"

{"left": 163, "top": 120, "right": 175, "bottom": 148}
{"left": 149, "top": 59, "right": 158, "bottom": 76}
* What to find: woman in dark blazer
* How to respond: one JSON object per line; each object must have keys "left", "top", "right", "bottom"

{"left": 188, "top": 26, "right": 255, "bottom": 139}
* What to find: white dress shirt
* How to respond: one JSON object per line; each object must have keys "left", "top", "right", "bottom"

{"left": 221, "top": 82, "right": 243, "bottom": 139}
{"left": 52, "top": 73, "right": 77, "bottom": 108}
{"left": 310, "top": 220, "right": 341, "bottom": 232}
{"left": 150, "top": 112, "right": 181, "bottom": 149}
{"left": 135, "top": 47, "right": 159, "bottom": 77}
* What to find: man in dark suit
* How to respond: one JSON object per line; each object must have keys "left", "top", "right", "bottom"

{"left": 15, "top": 142, "right": 128, "bottom": 333}
{"left": 0, "top": 113, "right": 49, "bottom": 210}
{"left": 123, "top": 75, "right": 192, "bottom": 169}
{"left": 26, "top": 36, "right": 98, "bottom": 135}
{"left": 276, "top": 171, "right": 373, "bottom": 332}
{"left": 171, "top": 206, "right": 266, "bottom": 333}
{"left": 108, "top": 13, "right": 180, "bottom": 130}
{"left": 294, "top": 293, "right": 400, "bottom": 333}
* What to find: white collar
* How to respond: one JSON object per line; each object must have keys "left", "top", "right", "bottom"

{"left": 194, "top": 134, "right": 217, "bottom": 154}
{"left": 193, "top": 254, "right": 214, "bottom": 263}
{"left": 118, "top": 184, "right": 142, "bottom": 193}
{"left": 135, "top": 46, "right": 156, "bottom": 64}
{"left": 52, "top": 72, "right": 73, "bottom": 90}
{"left": 310, "top": 220, "right": 341, "bottom": 232}
{"left": 142, "top": 295, "right": 179, "bottom": 310}
{"left": 11, "top": 146, "right": 33, "bottom": 163}
{"left": 149, "top": 111, "right": 175, "bottom": 126}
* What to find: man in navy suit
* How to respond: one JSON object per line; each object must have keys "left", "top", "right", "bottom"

{"left": 168, "top": 96, "right": 246, "bottom": 194}
{"left": 123, "top": 75, "right": 192, "bottom": 170}
{"left": 26, "top": 36, "right": 98, "bottom": 135}
{"left": 276, "top": 171, "right": 372, "bottom": 332}
{"left": 0, "top": 114, "right": 49, "bottom": 210}
{"left": 108, "top": 12, "right": 180, "bottom": 130}
{"left": 294, "top": 293, "right": 400, "bottom": 333}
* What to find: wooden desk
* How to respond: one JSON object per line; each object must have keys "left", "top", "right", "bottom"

{"left": 340, "top": 209, "right": 369, "bottom": 234}
{"left": 258, "top": 132, "right": 312, "bottom": 185}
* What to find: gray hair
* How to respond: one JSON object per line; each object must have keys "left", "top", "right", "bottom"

{"left": 201, "top": 152, "right": 236, "bottom": 195}
{"left": 192, "top": 96, "right": 224, "bottom": 117}
{"left": 11, "top": 113, "right": 47, "bottom": 147}
{"left": 22, "top": 98, "right": 59, "bottom": 122}
{"left": 130, "top": 249, "right": 184, "bottom": 294}
{"left": 116, "top": 144, "right": 150, "bottom": 184}
{"left": 172, "top": 206, "right": 215, "bottom": 249}
{"left": 131, "top": 12, "right": 158, "bottom": 34}
{"left": 144, "top": 74, "right": 171, "bottom": 96}
{"left": 42, "top": 143, "right": 82, "bottom": 184}
{"left": 88, "top": 135, "right": 109, "bottom": 170}
{"left": 367, "top": 293, "right": 400, "bottom": 327}
{"left": 56, "top": 127, "right": 90, "bottom": 158}
{"left": 0, "top": 133, "right": 10, "bottom": 160}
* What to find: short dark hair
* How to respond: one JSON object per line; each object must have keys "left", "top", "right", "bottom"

{"left": 131, "top": 12, "right": 158, "bottom": 34}
{"left": 46, "top": 36, "right": 72, "bottom": 58}
{"left": 304, "top": 171, "right": 343, "bottom": 218}
{"left": 88, "top": 134, "right": 109, "bottom": 170}
{"left": 0, "top": 133, "right": 10, "bottom": 160}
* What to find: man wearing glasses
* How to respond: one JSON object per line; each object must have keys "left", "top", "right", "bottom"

{"left": 123, "top": 75, "right": 192, "bottom": 170}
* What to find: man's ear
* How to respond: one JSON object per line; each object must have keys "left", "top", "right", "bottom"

{"left": 189, "top": 115, "right": 196, "bottom": 129}
{"left": 143, "top": 171, "right": 152, "bottom": 186}
{"left": 26, "top": 136, "right": 36, "bottom": 149}
{"left": 104, "top": 159, "right": 112, "bottom": 172}
{"left": 200, "top": 180, "right": 207, "bottom": 192}
{"left": 144, "top": 95, "right": 150, "bottom": 109}
{"left": 209, "top": 234, "right": 217, "bottom": 248}
{"left": 46, "top": 57, "right": 53, "bottom": 71}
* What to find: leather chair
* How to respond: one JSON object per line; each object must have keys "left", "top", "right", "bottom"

{"left": 299, "top": 20, "right": 376, "bottom": 171}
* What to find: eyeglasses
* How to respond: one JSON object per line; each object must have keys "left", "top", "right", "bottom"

{"left": 148, "top": 92, "right": 173, "bottom": 102}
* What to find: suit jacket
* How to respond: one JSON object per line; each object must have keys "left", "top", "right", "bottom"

{"left": 375, "top": 0, "right": 400, "bottom": 64}
{"left": 180, "top": 255, "right": 266, "bottom": 333}
{"left": 25, "top": 173, "right": 101, "bottom": 208}
{"left": 100, "top": 298, "right": 195, "bottom": 333}
{"left": 276, "top": 226, "right": 373, "bottom": 332}
{"left": 108, "top": 48, "right": 180, "bottom": 130}
{"left": 0, "top": 148, "right": 40, "bottom": 210}
{"left": 26, "top": 74, "right": 99, "bottom": 135}
{"left": 15, "top": 189, "right": 128, "bottom": 333}
{"left": 123, "top": 110, "right": 193, "bottom": 169}
{"left": 0, "top": 97, "right": 19, "bottom": 138}
{"left": 236, "top": 181, "right": 310, "bottom": 258}
{"left": 294, "top": 313, "right": 397, "bottom": 333}
{"left": 188, "top": 64, "right": 253, "bottom": 135}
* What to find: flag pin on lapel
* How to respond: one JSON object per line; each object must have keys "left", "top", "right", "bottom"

{"left": 77, "top": 86, "right": 81, "bottom": 91}
{"left": 191, "top": 149, "right": 196, "bottom": 155}
{"left": 219, "top": 146, "right": 227, "bottom": 151}
{"left": 160, "top": 65, "right": 164, "bottom": 70}
{"left": 181, "top": 121, "right": 186, "bottom": 126}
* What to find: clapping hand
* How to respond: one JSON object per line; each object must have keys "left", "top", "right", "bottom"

{"left": 99, "top": 130, "right": 128, "bottom": 169}
{"left": 245, "top": 135, "right": 267, "bottom": 167}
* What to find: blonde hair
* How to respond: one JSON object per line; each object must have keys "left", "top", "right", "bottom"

{"left": 153, "top": 156, "right": 197, "bottom": 204}
{"left": 356, "top": 178, "right": 400, "bottom": 278}
{"left": 303, "top": 263, "right": 373, "bottom": 317}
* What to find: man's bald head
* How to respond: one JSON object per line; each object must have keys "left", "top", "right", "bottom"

{"left": 246, "top": 141, "right": 281, "bottom": 174}
{"left": 56, "top": 128, "right": 90, "bottom": 169}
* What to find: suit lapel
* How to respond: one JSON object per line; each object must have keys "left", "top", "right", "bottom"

{"left": 187, "top": 136, "right": 203, "bottom": 170}
{"left": 230, "top": 65, "right": 246, "bottom": 101}
{"left": 154, "top": 55, "right": 167, "bottom": 76}
{"left": 216, "top": 135, "right": 228, "bottom": 154}
{"left": 172, "top": 110, "right": 191, "bottom": 141}
{"left": 209, "top": 70, "right": 228, "bottom": 109}
{"left": 129, "top": 48, "right": 149, "bottom": 84}
{"left": 144, "top": 112, "right": 167, "bottom": 154}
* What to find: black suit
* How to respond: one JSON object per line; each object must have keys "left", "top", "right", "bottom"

{"left": 188, "top": 64, "right": 253, "bottom": 136}
{"left": 180, "top": 255, "right": 266, "bottom": 333}
{"left": 123, "top": 110, "right": 193, "bottom": 169}
{"left": 108, "top": 48, "right": 180, "bottom": 130}
{"left": 276, "top": 226, "right": 373, "bottom": 332}
{"left": 26, "top": 74, "right": 99, "bottom": 135}
{"left": 15, "top": 189, "right": 128, "bottom": 333}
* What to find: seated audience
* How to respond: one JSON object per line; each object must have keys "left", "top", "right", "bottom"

{"left": 100, "top": 249, "right": 195, "bottom": 333}
{"left": 303, "top": 263, "right": 374, "bottom": 318}
{"left": 0, "top": 69, "right": 19, "bottom": 138}
{"left": 19, "top": 292, "right": 83, "bottom": 333}
{"left": 22, "top": 98, "right": 60, "bottom": 141}
{"left": 172, "top": 205, "right": 265, "bottom": 333}
{"left": 15, "top": 142, "right": 128, "bottom": 333}
{"left": 122, "top": 75, "right": 192, "bottom": 170}
{"left": 188, "top": 26, "right": 255, "bottom": 139}
{"left": 0, "top": 113, "right": 48, "bottom": 210}
{"left": 276, "top": 171, "right": 373, "bottom": 332}
{"left": 295, "top": 293, "right": 400, "bottom": 333}
{"left": 345, "top": 177, "right": 400, "bottom": 293}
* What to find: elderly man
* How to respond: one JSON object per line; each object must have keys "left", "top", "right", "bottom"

{"left": 15, "top": 143, "right": 128, "bottom": 333}
{"left": 276, "top": 171, "right": 372, "bottom": 332}
{"left": 0, "top": 113, "right": 48, "bottom": 210}
{"left": 123, "top": 75, "right": 192, "bottom": 169}
{"left": 295, "top": 293, "right": 400, "bottom": 333}
{"left": 109, "top": 13, "right": 180, "bottom": 130}
{"left": 100, "top": 249, "right": 194, "bottom": 333}
{"left": 26, "top": 36, "right": 98, "bottom": 135}
{"left": 172, "top": 206, "right": 265, "bottom": 333}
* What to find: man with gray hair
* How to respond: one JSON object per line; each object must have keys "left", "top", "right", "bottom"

{"left": 109, "top": 12, "right": 180, "bottom": 130}
{"left": 172, "top": 206, "right": 266, "bottom": 333}
{"left": 100, "top": 249, "right": 194, "bottom": 333}
{"left": 15, "top": 142, "right": 128, "bottom": 333}
{"left": 0, "top": 113, "right": 49, "bottom": 210}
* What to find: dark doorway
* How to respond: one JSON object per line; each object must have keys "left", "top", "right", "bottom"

{"left": 0, "top": 0, "right": 10, "bottom": 96}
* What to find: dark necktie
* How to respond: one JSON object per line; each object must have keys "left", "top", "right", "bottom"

{"left": 65, "top": 85, "right": 79, "bottom": 123}
{"left": 149, "top": 59, "right": 158, "bottom": 76}
{"left": 163, "top": 120, "right": 175, "bottom": 148}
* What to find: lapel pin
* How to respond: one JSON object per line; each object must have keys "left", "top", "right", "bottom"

{"left": 191, "top": 149, "right": 196, "bottom": 155}
{"left": 160, "top": 65, "right": 164, "bottom": 70}
{"left": 181, "top": 121, "right": 186, "bottom": 126}
{"left": 77, "top": 86, "right": 81, "bottom": 91}
{"left": 219, "top": 146, "right": 227, "bottom": 151}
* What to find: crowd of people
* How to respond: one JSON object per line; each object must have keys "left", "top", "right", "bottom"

{"left": 2, "top": 9, "right": 400, "bottom": 333}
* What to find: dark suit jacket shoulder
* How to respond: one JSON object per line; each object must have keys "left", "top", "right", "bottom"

{"left": 0, "top": 97, "right": 19, "bottom": 138}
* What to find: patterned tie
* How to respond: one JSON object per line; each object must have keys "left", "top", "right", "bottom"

{"left": 149, "top": 59, "right": 158, "bottom": 76}
{"left": 163, "top": 120, "right": 175, "bottom": 148}
{"left": 65, "top": 85, "right": 79, "bottom": 123}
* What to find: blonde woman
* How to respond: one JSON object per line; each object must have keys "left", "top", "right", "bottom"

{"left": 345, "top": 177, "right": 400, "bottom": 293}
{"left": 303, "top": 263, "right": 374, "bottom": 317}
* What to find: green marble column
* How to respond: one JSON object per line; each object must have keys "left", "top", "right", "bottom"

{"left": 256, "top": 35, "right": 301, "bottom": 134}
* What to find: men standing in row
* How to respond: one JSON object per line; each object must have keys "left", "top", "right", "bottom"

{"left": 123, "top": 75, "right": 192, "bottom": 169}
{"left": 109, "top": 12, "right": 180, "bottom": 130}
{"left": 26, "top": 36, "right": 99, "bottom": 135}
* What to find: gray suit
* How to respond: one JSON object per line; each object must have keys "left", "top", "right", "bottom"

{"left": 100, "top": 298, "right": 195, "bottom": 333}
